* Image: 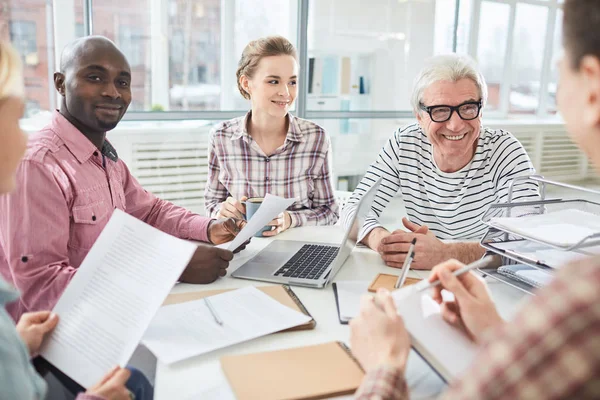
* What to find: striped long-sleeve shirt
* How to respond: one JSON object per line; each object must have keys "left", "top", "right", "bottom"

{"left": 341, "top": 123, "right": 539, "bottom": 241}
{"left": 204, "top": 112, "right": 339, "bottom": 227}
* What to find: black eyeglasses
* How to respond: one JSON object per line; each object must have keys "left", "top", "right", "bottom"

{"left": 419, "top": 100, "right": 482, "bottom": 123}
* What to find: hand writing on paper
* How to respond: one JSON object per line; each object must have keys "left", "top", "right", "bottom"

{"left": 86, "top": 366, "right": 132, "bottom": 400}
{"left": 180, "top": 244, "right": 234, "bottom": 284}
{"left": 349, "top": 290, "right": 411, "bottom": 373}
{"left": 378, "top": 217, "right": 447, "bottom": 270}
{"left": 217, "top": 196, "right": 248, "bottom": 219}
{"left": 16, "top": 311, "right": 59, "bottom": 355}
{"left": 262, "top": 211, "right": 292, "bottom": 237}
{"left": 208, "top": 217, "right": 247, "bottom": 245}
{"left": 428, "top": 260, "right": 504, "bottom": 342}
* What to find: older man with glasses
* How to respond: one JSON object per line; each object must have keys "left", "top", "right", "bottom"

{"left": 341, "top": 54, "right": 539, "bottom": 270}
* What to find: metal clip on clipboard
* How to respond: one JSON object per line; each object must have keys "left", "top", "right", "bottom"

{"left": 478, "top": 175, "right": 600, "bottom": 294}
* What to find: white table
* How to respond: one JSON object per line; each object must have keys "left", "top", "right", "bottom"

{"left": 150, "top": 226, "right": 530, "bottom": 399}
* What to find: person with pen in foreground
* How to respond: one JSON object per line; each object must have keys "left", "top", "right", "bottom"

{"left": 351, "top": 1, "right": 600, "bottom": 398}
{"left": 0, "top": 40, "right": 146, "bottom": 400}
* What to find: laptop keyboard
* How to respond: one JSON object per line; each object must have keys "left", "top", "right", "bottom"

{"left": 273, "top": 244, "right": 339, "bottom": 280}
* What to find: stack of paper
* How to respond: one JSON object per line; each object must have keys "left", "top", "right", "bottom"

{"left": 490, "top": 209, "right": 600, "bottom": 247}
{"left": 142, "top": 287, "right": 311, "bottom": 364}
{"left": 490, "top": 240, "right": 600, "bottom": 269}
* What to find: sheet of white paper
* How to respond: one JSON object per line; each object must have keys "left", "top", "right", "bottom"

{"left": 392, "top": 286, "right": 477, "bottom": 381}
{"left": 217, "top": 194, "right": 296, "bottom": 250}
{"left": 182, "top": 372, "right": 236, "bottom": 400}
{"left": 490, "top": 209, "right": 600, "bottom": 247}
{"left": 142, "top": 286, "right": 311, "bottom": 364}
{"left": 40, "top": 210, "right": 197, "bottom": 388}
{"left": 335, "top": 281, "right": 370, "bottom": 321}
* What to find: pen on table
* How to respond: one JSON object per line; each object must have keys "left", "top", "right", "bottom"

{"left": 394, "top": 238, "right": 416, "bottom": 289}
{"left": 414, "top": 255, "right": 496, "bottom": 292}
{"left": 204, "top": 297, "right": 223, "bottom": 326}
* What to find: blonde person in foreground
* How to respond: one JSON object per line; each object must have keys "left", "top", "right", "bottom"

{"left": 0, "top": 42, "right": 135, "bottom": 400}
{"left": 204, "top": 36, "right": 338, "bottom": 236}
{"left": 350, "top": 1, "right": 600, "bottom": 398}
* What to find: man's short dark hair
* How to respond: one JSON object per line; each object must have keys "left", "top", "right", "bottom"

{"left": 564, "top": 0, "right": 600, "bottom": 68}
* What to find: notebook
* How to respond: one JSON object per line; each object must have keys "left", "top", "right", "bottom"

{"left": 163, "top": 285, "right": 315, "bottom": 332}
{"left": 497, "top": 264, "right": 554, "bottom": 289}
{"left": 221, "top": 341, "right": 364, "bottom": 400}
{"left": 392, "top": 286, "right": 478, "bottom": 382}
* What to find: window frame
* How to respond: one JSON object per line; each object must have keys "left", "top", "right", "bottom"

{"left": 47, "top": 0, "right": 562, "bottom": 122}
{"left": 469, "top": 0, "right": 562, "bottom": 118}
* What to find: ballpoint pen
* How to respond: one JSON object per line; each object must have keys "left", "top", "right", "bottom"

{"left": 204, "top": 297, "right": 223, "bottom": 326}
{"left": 414, "top": 255, "right": 495, "bottom": 292}
{"left": 394, "top": 238, "right": 417, "bottom": 289}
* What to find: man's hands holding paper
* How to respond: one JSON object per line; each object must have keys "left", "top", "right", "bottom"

{"left": 180, "top": 244, "right": 234, "bottom": 284}
{"left": 208, "top": 217, "right": 247, "bottom": 246}
{"left": 377, "top": 218, "right": 448, "bottom": 270}
{"left": 349, "top": 290, "right": 411, "bottom": 374}
{"left": 17, "top": 312, "right": 132, "bottom": 399}
{"left": 86, "top": 366, "right": 132, "bottom": 400}
{"left": 429, "top": 260, "right": 504, "bottom": 342}
{"left": 16, "top": 311, "right": 59, "bottom": 355}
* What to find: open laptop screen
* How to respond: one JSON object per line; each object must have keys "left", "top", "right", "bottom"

{"left": 325, "top": 178, "right": 382, "bottom": 284}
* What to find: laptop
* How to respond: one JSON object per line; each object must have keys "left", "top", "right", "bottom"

{"left": 232, "top": 179, "right": 381, "bottom": 288}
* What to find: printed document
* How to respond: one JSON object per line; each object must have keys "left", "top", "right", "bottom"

{"left": 217, "top": 194, "right": 296, "bottom": 250}
{"left": 142, "top": 286, "right": 311, "bottom": 364}
{"left": 40, "top": 209, "right": 197, "bottom": 388}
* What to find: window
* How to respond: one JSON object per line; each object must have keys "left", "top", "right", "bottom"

{"left": 118, "top": 26, "right": 146, "bottom": 67}
{"left": 307, "top": 0, "right": 458, "bottom": 111}
{"left": 91, "top": 0, "right": 296, "bottom": 112}
{"left": 476, "top": 1, "right": 510, "bottom": 112}
{"left": 509, "top": 4, "right": 548, "bottom": 114}
{"left": 547, "top": 8, "right": 563, "bottom": 114}
{"left": 471, "top": 0, "right": 563, "bottom": 116}
{"left": 9, "top": 21, "right": 37, "bottom": 62}
{"left": 0, "top": 1, "right": 55, "bottom": 117}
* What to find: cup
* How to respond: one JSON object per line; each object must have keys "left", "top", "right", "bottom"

{"left": 244, "top": 197, "right": 272, "bottom": 237}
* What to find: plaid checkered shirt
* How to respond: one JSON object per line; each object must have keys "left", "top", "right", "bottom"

{"left": 204, "top": 112, "right": 338, "bottom": 227}
{"left": 355, "top": 257, "right": 600, "bottom": 399}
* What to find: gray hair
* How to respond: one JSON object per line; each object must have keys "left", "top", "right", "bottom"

{"left": 411, "top": 54, "right": 488, "bottom": 113}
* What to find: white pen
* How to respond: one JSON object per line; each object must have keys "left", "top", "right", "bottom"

{"left": 414, "top": 255, "right": 496, "bottom": 292}
{"left": 394, "top": 245, "right": 416, "bottom": 289}
{"left": 204, "top": 297, "right": 223, "bottom": 326}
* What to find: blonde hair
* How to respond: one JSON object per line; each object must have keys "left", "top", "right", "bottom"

{"left": 236, "top": 36, "right": 298, "bottom": 100}
{"left": 0, "top": 41, "right": 24, "bottom": 100}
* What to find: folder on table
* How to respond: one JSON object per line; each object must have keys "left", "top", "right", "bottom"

{"left": 163, "top": 285, "right": 316, "bottom": 332}
{"left": 221, "top": 341, "right": 364, "bottom": 400}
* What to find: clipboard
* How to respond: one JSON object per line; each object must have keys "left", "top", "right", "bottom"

{"left": 221, "top": 341, "right": 364, "bottom": 400}
{"left": 163, "top": 285, "right": 316, "bottom": 332}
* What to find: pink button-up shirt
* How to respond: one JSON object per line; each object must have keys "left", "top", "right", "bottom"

{"left": 0, "top": 111, "right": 211, "bottom": 321}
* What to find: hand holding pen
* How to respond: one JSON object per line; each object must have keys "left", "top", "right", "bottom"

{"left": 424, "top": 257, "right": 504, "bottom": 342}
